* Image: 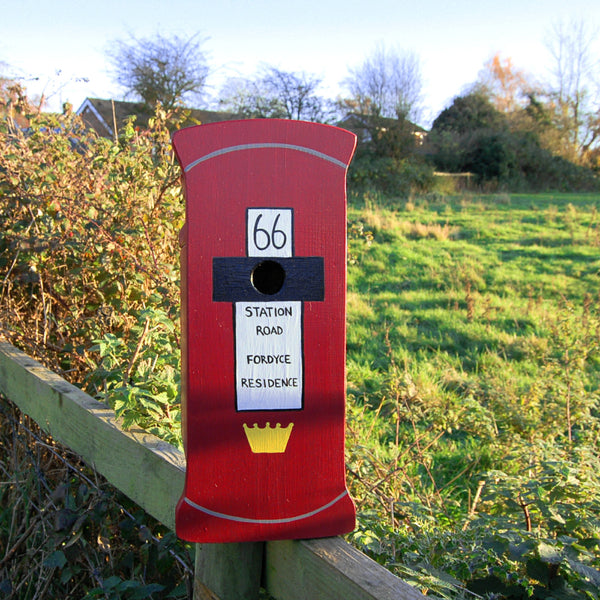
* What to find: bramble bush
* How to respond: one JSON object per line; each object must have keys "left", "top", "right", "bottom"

{"left": 0, "top": 88, "right": 184, "bottom": 444}
{"left": 0, "top": 396, "right": 192, "bottom": 599}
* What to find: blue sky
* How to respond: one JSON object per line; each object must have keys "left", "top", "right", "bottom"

{"left": 2, "top": 0, "right": 599, "bottom": 125}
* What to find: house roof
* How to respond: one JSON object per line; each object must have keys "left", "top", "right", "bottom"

{"left": 340, "top": 113, "right": 427, "bottom": 133}
{"left": 75, "top": 98, "right": 238, "bottom": 138}
{"left": 339, "top": 113, "right": 427, "bottom": 146}
{"left": 75, "top": 100, "right": 428, "bottom": 146}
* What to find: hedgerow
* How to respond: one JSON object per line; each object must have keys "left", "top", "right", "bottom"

{"left": 0, "top": 89, "right": 184, "bottom": 444}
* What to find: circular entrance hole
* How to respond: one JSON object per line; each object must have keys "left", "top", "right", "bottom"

{"left": 251, "top": 260, "right": 286, "bottom": 295}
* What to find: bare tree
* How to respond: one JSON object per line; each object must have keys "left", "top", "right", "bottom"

{"left": 219, "top": 66, "right": 329, "bottom": 122}
{"left": 343, "top": 43, "right": 423, "bottom": 122}
{"left": 545, "top": 18, "right": 600, "bottom": 162}
{"left": 261, "top": 67, "right": 327, "bottom": 121}
{"left": 107, "top": 33, "right": 210, "bottom": 110}
{"left": 218, "top": 76, "right": 286, "bottom": 119}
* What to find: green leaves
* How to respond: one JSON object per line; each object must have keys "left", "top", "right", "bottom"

{"left": 85, "top": 578, "right": 165, "bottom": 599}
{"left": 88, "top": 308, "right": 182, "bottom": 448}
{"left": 0, "top": 105, "right": 189, "bottom": 598}
{"left": 43, "top": 550, "right": 68, "bottom": 569}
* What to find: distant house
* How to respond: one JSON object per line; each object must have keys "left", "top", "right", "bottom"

{"left": 339, "top": 113, "right": 427, "bottom": 147}
{"left": 75, "top": 98, "right": 238, "bottom": 138}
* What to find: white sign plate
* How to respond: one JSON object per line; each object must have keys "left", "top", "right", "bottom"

{"left": 247, "top": 208, "right": 293, "bottom": 258}
{"left": 235, "top": 301, "right": 303, "bottom": 411}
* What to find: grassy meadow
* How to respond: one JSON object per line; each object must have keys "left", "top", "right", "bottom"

{"left": 344, "top": 190, "right": 600, "bottom": 597}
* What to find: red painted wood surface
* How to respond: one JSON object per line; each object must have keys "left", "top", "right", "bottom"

{"left": 173, "top": 119, "right": 356, "bottom": 543}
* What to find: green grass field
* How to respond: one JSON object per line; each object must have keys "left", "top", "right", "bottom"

{"left": 344, "top": 191, "right": 600, "bottom": 598}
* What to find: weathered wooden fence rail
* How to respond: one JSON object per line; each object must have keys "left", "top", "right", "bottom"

{"left": 0, "top": 339, "right": 424, "bottom": 600}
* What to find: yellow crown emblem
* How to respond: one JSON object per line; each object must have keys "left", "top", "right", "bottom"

{"left": 243, "top": 422, "right": 294, "bottom": 453}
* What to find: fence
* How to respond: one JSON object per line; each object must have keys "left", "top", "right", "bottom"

{"left": 0, "top": 339, "right": 424, "bottom": 600}
{"left": 433, "top": 171, "right": 473, "bottom": 190}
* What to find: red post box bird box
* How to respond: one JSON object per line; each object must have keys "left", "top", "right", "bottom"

{"left": 173, "top": 119, "right": 356, "bottom": 543}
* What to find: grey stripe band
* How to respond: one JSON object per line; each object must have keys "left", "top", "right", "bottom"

{"left": 183, "top": 143, "right": 347, "bottom": 172}
{"left": 183, "top": 490, "right": 348, "bottom": 524}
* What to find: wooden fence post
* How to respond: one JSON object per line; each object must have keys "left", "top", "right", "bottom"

{"left": 194, "top": 542, "right": 264, "bottom": 600}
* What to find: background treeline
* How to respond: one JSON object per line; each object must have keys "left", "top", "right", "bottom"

{"left": 343, "top": 43, "right": 600, "bottom": 194}
{"left": 2, "top": 20, "right": 600, "bottom": 194}
{"left": 359, "top": 88, "right": 600, "bottom": 194}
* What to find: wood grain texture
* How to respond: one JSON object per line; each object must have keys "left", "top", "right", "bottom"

{"left": 265, "top": 537, "right": 425, "bottom": 600}
{"left": 194, "top": 542, "right": 264, "bottom": 600}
